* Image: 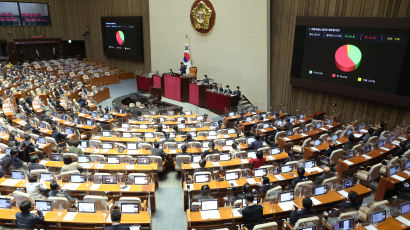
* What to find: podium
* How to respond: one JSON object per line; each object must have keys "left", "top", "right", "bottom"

{"left": 205, "top": 91, "right": 240, "bottom": 114}
{"left": 189, "top": 82, "right": 209, "bottom": 107}
{"left": 136, "top": 75, "right": 152, "bottom": 92}
{"left": 163, "top": 74, "right": 193, "bottom": 102}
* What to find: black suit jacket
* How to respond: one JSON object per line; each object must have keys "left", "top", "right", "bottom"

{"left": 180, "top": 65, "right": 187, "bottom": 74}
{"left": 289, "top": 209, "right": 317, "bottom": 226}
{"left": 104, "top": 224, "right": 130, "bottom": 230}
{"left": 242, "top": 204, "right": 264, "bottom": 230}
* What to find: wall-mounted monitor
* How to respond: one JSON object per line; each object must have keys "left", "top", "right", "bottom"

{"left": 290, "top": 17, "right": 410, "bottom": 107}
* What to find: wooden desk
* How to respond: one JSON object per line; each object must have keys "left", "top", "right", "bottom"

{"left": 278, "top": 122, "right": 340, "bottom": 149}
{"left": 92, "top": 87, "right": 110, "bottom": 104}
{"left": 357, "top": 213, "right": 410, "bottom": 230}
{"left": 336, "top": 136, "right": 408, "bottom": 181}
{"left": 186, "top": 184, "right": 371, "bottom": 230}
{"left": 0, "top": 207, "right": 151, "bottom": 229}
{"left": 163, "top": 74, "right": 193, "bottom": 102}
{"left": 205, "top": 91, "right": 240, "bottom": 114}
{"left": 374, "top": 170, "right": 410, "bottom": 201}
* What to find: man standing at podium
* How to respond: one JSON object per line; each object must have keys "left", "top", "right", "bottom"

{"left": 179, "top": 62, "right": 187, "bottom": 75}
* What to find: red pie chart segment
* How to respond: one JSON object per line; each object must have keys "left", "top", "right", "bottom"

{"left": 335, "top": 44, "right": 361, "bottom": 72}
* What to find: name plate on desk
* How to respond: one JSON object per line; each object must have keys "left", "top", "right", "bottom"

{"left": 320, "top": 127, "right": 328, "bottom": 131}
{"left": 267, "top": 155, "right": 275, "bottom": 161}
{"left": 380, "top": 147, "right": 390, "bottom": 151}
{"left": 337, "top": 190, "right": 348, "bottom": 198}
{"left": 240, "top": 159, "right": 249, "bottom": 164}
{"left": 391, "top": 175, "right": 405, "bottom": 181}
{"left": 353, "top": 134, "right": 362, "bottom": 138}
{"left": 300, "top": 133, "right": 308, "bottom": 137}
{"left": 274, "top": 174, "right": 285, "bottom": 181}
{"left": 362, "top": 155, "right": 371, "bottom": 160}
{"left": 283, "top": 137, "right": 290, "bottom": 141}
{"left": 200, "top": 210, "right": 220, "bottom": 220}
{"left": 246, "top": 178, "right": 256, "bottom": 185}
{"left": 310, "top": 197, "right": 322, "bottom": 205}
{"left": 232, "top": 208, "right": 242, "bottom": 217}
{"left": 343, "top": 160, "right": 354, "bottom": 165}
{"left": 399, "top": 136, "right": 407, "bottom": 141}
{"left": 395, "top": 216, "right": 410, "bottom": 226}
{"left": 311, "top": 147, "right": 319, "bottom": 152}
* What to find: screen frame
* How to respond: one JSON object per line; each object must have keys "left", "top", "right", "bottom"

{"left": 100, "top": 16, "right": 144, "bottom": 61}
{"left": 290, "top": 17, "right": 410, "bottom": 107}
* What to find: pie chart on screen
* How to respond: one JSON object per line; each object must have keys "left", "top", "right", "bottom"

{"left": 335, "top": 44, "right": 362, "bottom": 72}
{"left": 116, "top": 31, "right": 125, "bottom": 46}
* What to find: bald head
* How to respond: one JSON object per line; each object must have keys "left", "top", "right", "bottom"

{"left": 323, "top": 167, "right": 331, "bottom": 174}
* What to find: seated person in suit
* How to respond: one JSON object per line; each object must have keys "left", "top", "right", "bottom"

{"left": 362, "top": 128, "right": 375, "bottom": 143}
{"left": 26, "top": 174, "right": 47, "bottom": 200}
{"left": 203, "top": 74, "right": 209, "bottom": 84}
{"left": 60, "top": 155, "right": 82, "bottom": 174}
{"left": 152, "top": 142, "right": 168, "bottom": 159}
{"left": 234, "top": 86, "right": 241, "bottom": 96}
{"left": 51, "top": 126, "right": 67, "bottom": 147}
{"left": 224, "top": 85, "right": 233, "bottom": 94}
{"left": 16, "top": 200, "right": 44, "bottom": 229}
{"left": 394, "top": 142, "right": 409, "bottom": 158}
{"left": 343, "top": 134, "right": 356, "bottom": 150}
{"left": 0, "top": 147, "right": 26, "bottom": 174}
{"left": 104, "top": 209, "right": 130, "bottom": 230}
{"left": 339, "top": 191, "right": 361, "bottom": 211}
{"left": 217, "top": 83, "right": 224, "bottom": 93}
{"left": 289, "top": 198, "right": 316, "bottom": 226}
{"left": 258, "top": 176, "right": 272, "bottom": 194}
{"left": 67, "top": 140, "right": 84, "bottom": 155}
{"left": 249, "top": 150, "right": 266, "bottom": 169}
{"left": 48, "top": 181, "right": 75, "bottom": 203}
{"left": 323, "top": 143, "right": 336, "bottom": 157}
{"left": 291, "top": 167, "right": 308, "bottom": 188}
{"left": 179, "top": 62, "right": 187, "bottom": 75}
{"left": 192, "top": 185, "right": 214, "bottom": 202}
{"left": 242, "top": 194, "right": 264, "bottom": 230}
{"left": 374, "top": 121, "right": 386, "bottom": 137}
{"left": 27, "top": 155, "right": 46, "bottom": 172}
{"left": 249, "top": 135, "right": 264, "bottom": 150}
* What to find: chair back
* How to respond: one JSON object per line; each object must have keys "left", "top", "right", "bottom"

{"left": 253, "top": 221, "right": 278, "bottom": 230}
{"left": 163, "top": 142, "right": 177, "bottom": 149}
{"left": 48, "top": 197, "right": 69, "bottom": 210}
{"left": 175, "top": 155, "right": 191, "bottom": 171}
{"left": 294, "top": 216, "right": 320, "bottom": 230}
{"left": 63, "top": 153, "right": 78, "bottom": 162}
{"left": 93, "top": 173, "right": 111, "bottom": 184}
{"left": 30, "top": 169, "right": 49, "bottom": 179}
{"left": 90, "top": 155, "right": 106, "bottom": 163}
{"left": 257, "top": 147, "right": 270, "bottom": 155}
{"left": 138, "top": 143, "right": 152, "bottom": 150}
{"left": 205, "top": 153, "right": 220, "bottom": 162}
{"left": 148, "top": 156, "right": 163, "bottom": 173}
{"left": 330, "top": 149, "right": 345, "bottom": 165}
{"left": 12, "top": 191, "right": 33, "bottom": 206}
{"left": 60, "top": 170, "right": 80, "bottom": 182}
{"left": 188, "top": 141, "right": 201, "bottom": 149}
{"left": 83, "top": 195, "right": 108, "bottom": 211}
{"left": 264, "top": 186, "right": 282, "bottom": 202}
{"left": 322, "top": 176, "right": 338, "bottom": 190}
{"left": 368, "top": 163, "right": 382, "bottom": 181}
{"left": 232, "top": 151, "right": 247, "bottom": 159}
{"left": 294, "top": 180, "right": 313, "bottom": 197}
{"left": 89, "top": 140, "right": 102, "bottom": 148}
{"left": 128, "top": 173, "right": 148, "bottom": 182}
{"left": 274, "top": 131, "right": 286, "bottom": 144}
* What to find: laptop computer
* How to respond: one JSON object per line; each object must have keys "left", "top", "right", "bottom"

{"left": 304, "top": 160, "right": 315, "bottom": 169}
{"left": 137, "top": 157, "right": 150, "bottom": 165}
{"left": 121, "top": 203, "right": 139, "bottom": 213}
{"left": 102, "top": 142, "right": 113, "bottom": 149}
{"left": 122, "top": 132, "right": 132, "bottom": 138}
{"left": 40, "top": 173, "right": 53, "bottom": 182}
{"left": 254, "top": 168, "right": 267, "bottom": 177}
{"left": 191, "top": 155, "right": 202, "bottom": 163}
{"left": 401, "top": 203, "right": 410, "bottom": 215}
{"left": 314, "top": 185, "right": 327, "bottom": 196}
{"left": 314, "top": 139, "right": 321, "bottom": 146}
{"left": 134, "top": 176, "right": 149, "bottom": 185}
{"left": 279, "top": 191, "right": 294, "bottom": 203}
{"left": 316, "top": 123, "right": 322, "bottom": 129}
{"left": 406, "top": 160, "right": 410, "bottom": 170}
{"left": 271, "top": 148, "right": 280, "bottom": 155}
{"left": 378, "top": 140, "right": 385, "bottom": 148}
{"left": 78, "top": 156, "right": 90, "bottom": 163}
{"left": 364, "top": 145, "right": 371, "bottom": 153}
{"left": 225, "top": 171, "right": 239, "bottom": 181}
{"left": 11, "top": 170, "right": 25, "bottom": 179}
{"left": 194, "top": 174, "right": 210, "bottom": 183}
{"left": 37, "top": 137, "right": 46, "bottom": 144}
{"left": 337, "top": 218, "right": 354, "bottom": 230}
{"left": 343, "top": 178, "right": 355, "bottom": 189}
{"left": 122, "top": 123, "right": 130, "bottom": 129}
{"left": 247, "top": 151, "right": 257, "bottom": 159}
{"left": 201, "top": 199, "right": 218, "bottom": 211}
{"left": 78, "top": 202, "right": 95, "bottom": 213}
{"left": 0, "top": 198, "right": 11, "bottom": 209}
{"left": 50, "top": 153, "right": 62, "bottom": 161}
{"left": 102, "top": 175, "right": 117, "bottom": 184}
{"left": 220, "top": 153, "right": 231, "bottom": 161}
{"left": 107, "top": 156, "right": 120, "bottom": 164}
{"left": 289, "top": 117, "right": 295, "bottom": 123}
{"left": 281, "top": 165, "right": 293, "bottom": 173}
{"left": 346, "top": 150, "right": 355, "bottom": 159}
{"left": 225, "top": 140, "right": 234, "bottom": 146}
{"left": 35, "top": 200, "right": 52, "bottom": 211}
{"left": 66, "top": 128, "right": 73, "bottom": 134}
{"left": 371, "top": 210, "right": 386, "bottom": 224}
{"left": 332, "top": 134, "right": 339, "bottom": 141}
{"left": 81, "top": 141, "right": 89, "bottom": 148}
{"left": 71, "top": 174, "right": 85, "bottom": 183}
{"left": 86, "top": 120, "right": 94, "bottom": 126}
{"left": 389, "top": 166, "right": 399, "bottom": 176}
{"left": 127, "top": 143, "right": 138, "bottom": 150}
{"left": 145, "top": 133, "right": 154, "bottom": 138}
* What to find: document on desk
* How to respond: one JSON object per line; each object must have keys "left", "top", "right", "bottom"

{"left": 81, "top": 163, "right": 91, "bottom": 169}
{"left": 305, "top": 168, "right": 315, "bottom": 173}
{"left": 241, "top": 159, "right": 249, "bottom": 164}
{"left": 395, "top": 216, "right": 410, "bottom": 226}
{"left": 200, "top": 210, "right": 220, "bottom": 219}
{"left": 337, "top": 190, "right": 348, "bottom": 198}
{"left": 310, "top": 197, "right": 322, "bottom": 205}
{"left": 320, "top": 127, "right": 328, "bottom": 131}
{"left": 1, "top": 179, "right": 20, "bottom": 186}
{"left": 399, "top": 136, "right": 407, "bottom": 141}
{"left": 362, "top": 154, "right": 372, "bottom": 160}
{"left": 314, "top": 167, "right": 324, "bottom": 173}
{"left": 392, "top": 140, "right": 401, "bottom": 146}
{"left": 232, "top": 208, "right": 242, "bottom": 217}
{"left": 391, "top": 174, "right": 405, "bottom": 182}
{"left": 300, "top": 133, "right": 308, "bottom": 137}
{"left": 126, "top": 165, "right": 135, "bottom": 170}
{"left": 353, "top": 134, "right": 362, "bottom": 138}
{"left": 63, "top": 212, "right": 77, "bottom": 221}
{"left": 63, "top": 183, "right": 80, "bottom": 190}
{"left": 246, "top": 178, "right": 256, "bottom": 185}
{"left": 274, "top": 174, "right": 285, "bottom": 181}
{"left": 311, "top": 147, "right": 319, "bottom": 152}
{"left": 380, "top": 147, "right": 390, "bottom": 151}
{"left": 90, "top": 184, "right": 100, "bottom": 190}
{"left": 190, "top": 164, "right": 200, "bottom": 169}
{"left": 95, "top": 164, "right": 105, "bottom": 169}
{"left": 267, "top": 155, "right": 275, "bottom": 161}
{"left": 278, "top": 201, "right": 294, "bottom": 211}
{"left": 228, "top": 180, "right": 238, "bottom": 187}
{"left": 343, "top": 160, "right": 354, "bottom": 165}
{"left": 212, "top": 162, "right": 220, "bottom": 167}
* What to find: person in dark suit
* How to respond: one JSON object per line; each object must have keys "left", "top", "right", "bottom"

{"left": 234, "top": 86, "right": 241, "bottom": 96}
{"left": 51, "top": 126, "right": 67, "bottom": 147}
{"left": 104, "top": 209, "right": 130, "bottom": 230}
{"left": 151, "top": 142, "right": 168, "bottom": 159}
{"left": 314, "top": 166, "right": 334, "bottom": 185}
{"left": 27, "top": 155, "right": 46, "bottom": 172}
{"left": 339, "top": 191, "right": 362, "bottom": 211}
{"left": 203, "top": 75, "right": 210, "bottom": 84}
{"left": 16, "top": 200, "right": 44, "bottom": 229}
{"left": 291, "top": 167, "right": 308, "bottom": 188}
{"left": 289, "top": 197, "right": 316, "bottom": 226}
{"left": 217, "top": 83, "right": 224, "bottom": 93}
{"left": 179, "top": 62, "right": 187, "bottom": 75}
{"left": 224, "top": 85, "right": 233, "bottom": 94}
{"left": 192, "top": 185, "right": 214, "bottom": 202}
{"left": 374, "top": 122, "right": 386, "bottom": 137}
{"left": 249, "top": 135, "right": 264, "bottom": 150}
{"left": 362, "top": 128, "right": 375, "bottom": 143}
{"left": 242, "top": 194, "right": 264, "bottom": 230}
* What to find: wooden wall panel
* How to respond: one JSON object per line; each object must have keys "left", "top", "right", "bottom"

{"left": 270, "top": 0, "right": 410, "bottom": 128}
{"left": 0, "top": 0, "right": 151, "bottom": 73}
